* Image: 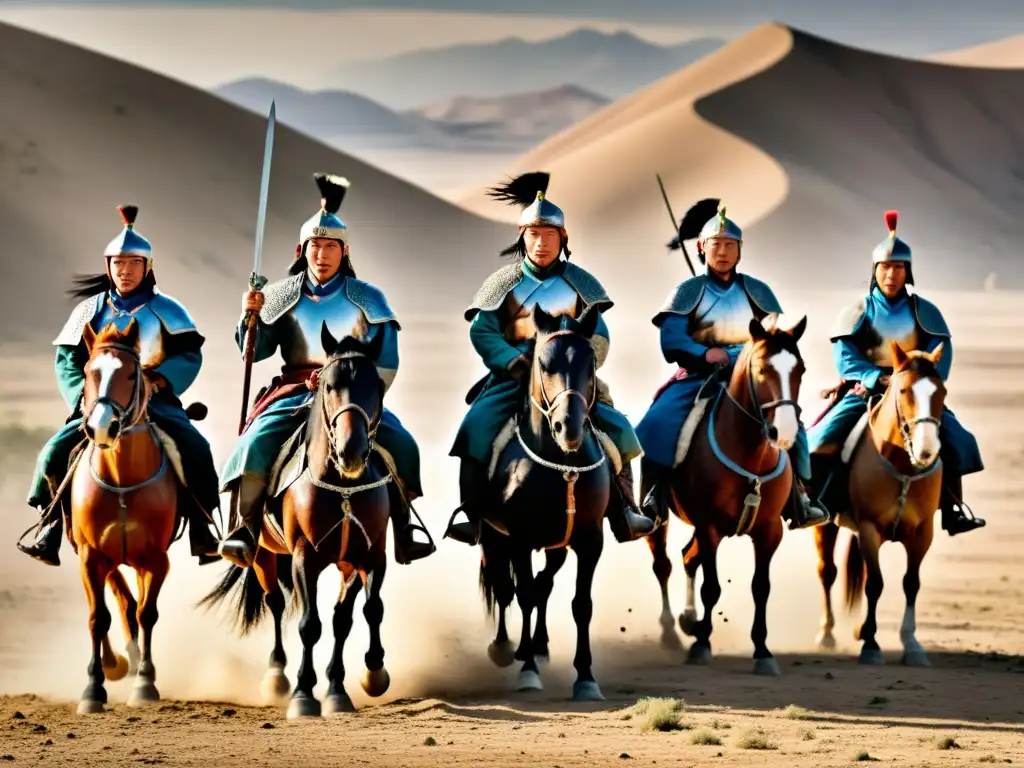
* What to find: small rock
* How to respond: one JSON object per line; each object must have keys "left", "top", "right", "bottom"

{"left": 620, "top": 753, "right": 632, "bottom": 760}
{"left": 221, "top": 709, "right": 236, "bottom": 717}
{"left": 66, "top": 733, "right": 75, "bottom": 739}
{"left": 825, "top": 672, "right": 835, "bottom": 680}
{"left": 126, "top": 717, "right": 140, "bottom": 723}
{"left": 32, "top": 725, "right": 46, "bottom": 733}
{"left": 261, "top": 723, "right": 275, "bottom": 729}
{"left": 43, "top": 740, "right": 52, "bottom": 746}
{"left": 722, "top": 617, "right": 728, "bottom": 623}
{"left": 0, "top": 755, "right": 12, "bottom": 762}
{"left": 620, "top": 627, "right": 626, "bottom": 633}
{"left": 10, "top": 713, "right": 24, "bottom": 720}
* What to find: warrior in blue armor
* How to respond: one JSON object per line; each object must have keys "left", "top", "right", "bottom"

{"left": 807, "top": 210, "right": 985, "bottom": 536}
{"left": 18, "top": 206, "right": 221, "bottom": 565}
{"left": 636, "top": 204, "right": 830, "bottom": 529}
{"left": 445, "top": 172, "right": 656, "bottom": 545}
{"left": 218, "top": 174, "right": 435, "bottom": 568}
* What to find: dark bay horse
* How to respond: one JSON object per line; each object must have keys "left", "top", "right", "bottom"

{"left": 640, "top": 317, "right": 809, "bottom": 675}
{"left": 813, "top": 342, "right": 946, "bottom": 666}
{"left": 73, "top": 319, "right": 184, "bottom": 713}
{"left": 478, "top": 305, "right": 610, "bottom": 701}
{"left": 202, "top": 325, "right": 396, "bottom": 717}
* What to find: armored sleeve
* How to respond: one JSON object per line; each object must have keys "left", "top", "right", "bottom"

{"left": 54, "top": 343, "right": 88, "bottom": 412}
{"left": 832, "top": 338, "right": 884, "bottom": 391}
{"left": 659, "top": 314, "right": 711, "bottom": 371}
{"left": 234, "top": 312, "right": 280, "bottom": 363}
{"left": 154, "top": 330, "right": 204, "bottom": 396}
{"left": 374, "top": 320, "right": 399, "bottom": 392}
{"left": 592, "top": 313, "right": 610, "bottom": 369}
{"left": 469, "top": 309, "right": 523, "bottom": 374}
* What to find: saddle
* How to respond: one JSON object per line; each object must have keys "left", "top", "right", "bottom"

{"left": 650, "top": 367, "right": 722, "bottom": 469}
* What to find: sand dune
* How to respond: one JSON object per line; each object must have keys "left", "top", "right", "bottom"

{"left": 465, "top": 22, "right": 1024, "bottom": 300}
{"left": 927, "top": 35, "right": 1024, "bottom": 67}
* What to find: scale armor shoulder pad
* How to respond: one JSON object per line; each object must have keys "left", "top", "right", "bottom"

{"left": 562, "top": 262, "right": 613, "bottom": 310}
{"left": 739, "top": 273, "right": 783, "bottom": 315}
{"left": 912, "top": 294, "right": 950, "bottom": 338}
{"left": 259, "top": 274, "right": 304, "bottom": 324}
{"left": 345, "top": 278, "right": 399, "bottom": 329}
{"left": 52, "top": 294, "right": 104, "bottom": 347}
{"left": 830, "top": 297, "right": 868, "bottom": 341}
{"left": 149, "top": 291, "right": 198, "bottom": 335}
{"left": 464, "top": 263, "right": 524, "bottom": 320}
{"left": 655, "top": 275, "right": 706, "bottom": 322}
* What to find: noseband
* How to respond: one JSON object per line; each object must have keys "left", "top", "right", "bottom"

{"left": 84, "top": 342, "right": 147, "bottom": 446}
{"left": 313, "top": 353, "right": 383, "bottom": 468}
{"left": 890, "top": 369, "right": 942, "bottom": 465}
{"left": 529, "top": 331, "right": 598, "bottom": 434}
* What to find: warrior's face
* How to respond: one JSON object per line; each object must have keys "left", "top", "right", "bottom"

{"left": 875, "top": 261, "right": 907, "bottom": 298}
{"left": 704, "top": 236, "right": 740, "bottom": 278}
{"left": 108, "top": 255, "right": 146, "bottom": 295}
{"left": 523, "top": 226, "right": 561, "bottom": 269}
{"left": 307, "top": 237, "right": 345, "bottom": 284}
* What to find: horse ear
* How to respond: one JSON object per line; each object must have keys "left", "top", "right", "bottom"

{"left": 891, "top": 340, "right": 909, "bottom": 370}
{"left": 748, "top": 317, "right": 768, "bottom": 341}
{"left": 82, "top": 322, "right": 97, "bottom": 353}
{"left": 928, "top": 342, "right": 945, "bottom": 365}
{"left": 123, "top": 317, "right": 141, "bottom": 350}
{"left": 532, "top": 304, "right": 557, "bottom": 335}
{"left": 578, "top": 306, "right": 600, "bottom": 338}
{"left": 788, "top": 315, "right": 808, "bottom": 343}
{"left": 321, "top": 321, "right": 338, "bottom": 357}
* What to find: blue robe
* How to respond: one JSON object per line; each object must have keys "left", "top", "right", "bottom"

{"left": 219, "top": 274, "right": 422, "bottom": 497}
{"left": 807, "top": 287, "right": 982, "bottom": 477}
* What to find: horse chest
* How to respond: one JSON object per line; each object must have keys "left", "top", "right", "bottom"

{"left": 279, "top": 293, "right": 371, "bottom": 368}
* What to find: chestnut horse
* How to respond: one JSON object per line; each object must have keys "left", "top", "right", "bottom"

{"left": 478, "top": 306, "right": 610, "bottom": 700}
{"left": 640, "top": 317, "right": 808, "bottom": 675}
{"left": 813, "top": 342, "right": 945, "bottom": 666}
{"left": 73, "top": 319, "right": 186, "bottom": 713}
{"left": 201, "top": 326, "right": 397, "bottom": 718}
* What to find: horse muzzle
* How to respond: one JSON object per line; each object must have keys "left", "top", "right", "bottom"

{"left": 85, "top": 403, "right": 121, "bottom": 448}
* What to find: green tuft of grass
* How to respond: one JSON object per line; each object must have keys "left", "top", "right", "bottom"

{"left": 937, "top": 736, "right": 962, "bottom": 750}
{"left": 853, "top": 750, "right": 876, "bottom": 761}
{"left": 802, "top": 729, "right": 816, "bottom": 741}
{"left": 690, "top": 729, "right": 722, "bottom": 746}
{"left": 423, "top": 737, "right": 437, "bottom": 746}
{"left": 634, "top": 698, "right": 687, "bottom": 732}
{"left": 736, "top": 730, "right": 777, "bottom": 750}
{"left": 782, "top": 704, "right": 811, "bottom": 720}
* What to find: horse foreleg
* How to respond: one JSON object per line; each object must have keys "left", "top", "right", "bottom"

{"left": 647, "top": 519, "right": 678, "bottom": 647}
{"left": 288, "top": 538, "right": 325, "bottom": 719}
{"left": 77, "top": 545, "right": 114, "bottom": 714}
{"left": 128, "top": 551, "right": 168, "bottom": 706}
{"left": 814, "top": 523, "right": 840, "bottom": 651}
{"left": 532, "top": 548, "right": 568, "bottom": 662}
{"left": 687, "top": 529, "right": 721, "bottom": 665}
{"left": 678, "top": 532, "right": 701, "bottom": 637}
{"left": 361, "top": 557, "right": 391, "bottom": 698}
{"left": 102, "top": 568, "right": 138, "bottom": 681}
{"left": 255, "top": 549, "right": 290, "bottom": 704}
{"left": 750, "top": 518, "right": 783, "bottom": 676}
{"left": 900, "top": 519, "right": 934, "bottom": 667}
{"left": 483, "top": 535, "right": 516, "bottom": 668}
{"left": 511, "top": 547, "right": 541, "bottom": 691}
{"left": 855, "top": 524, "right": 885, "bottom": 665}
{"left": 571, "top": 529, "right": 604, "bottom": 701}
{"left": 323, "top": 569, "right": 361, "bottom": 715}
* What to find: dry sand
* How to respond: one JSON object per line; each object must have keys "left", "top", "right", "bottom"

{"left": 927, "top": 34, "right": 1024, "bottom": 67}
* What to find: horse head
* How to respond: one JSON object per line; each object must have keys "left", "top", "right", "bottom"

{"left": 316, "top": 321, "right": 385, "bottom": 478}
{"left": 81, "top": 319, "right": 144, "bottom": 449}
{"left": 529, "top": 304, "right": 600, "bottom": 454}
{"left": 888, "top": 340, "right": 946, "bottom": 469}
{"left": 744, "top": 315, "right": 808, "bottom": 451}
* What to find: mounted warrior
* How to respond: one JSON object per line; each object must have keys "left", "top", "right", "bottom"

{"left": 445, "top": 171, "right": 655, "bottom": 545}
{"left": 636, "top": 203, "right": 829, "bottom": 530}
{"left": 19, "top": 206, "right": 221, "bottom": 565}
{"left": 807, "top": 210, "right": 985, "bottom": 536}
{"left": 217, "top": 173, "right": 435, "bottom": 568}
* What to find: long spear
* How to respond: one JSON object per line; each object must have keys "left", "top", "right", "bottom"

{"left": 655, "top": 173, "right": 720, "bottom": 276}
{"left": 238, "top": 101, "right": 275, "bottom": 435}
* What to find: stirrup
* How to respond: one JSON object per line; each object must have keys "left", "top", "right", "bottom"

{"left": 443, "top": 507, "right": 481, "bottom": 545}
{"left": 395, "top": 522, "right": 436, "bottom": 564}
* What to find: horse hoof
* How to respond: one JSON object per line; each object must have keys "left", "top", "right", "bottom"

{"left": 816, "top": 632, "right": 837, "bottom": 652}
{"left": 678, "top": 611, "right": 699, "bottom": 637}
{"left": 76, "top": 700, "right": 105, "bottom": 715}
{"left": 901, "top": 650, "right": 931, "bottom": 668}
{"left": 128, "top": 682, "right": 160, "bottom": 706}
{"left": 104, "top": 654, "right": 131, "bottom": 682}
{"left": 260, "top": 667, "right": 291, "bottom": 704}
{"left": 535, "top": 653, "right": 550, "bottom": 667}
{"left": 487, "top": 640, "right": 516, "bottom": 668}
{"left": 361, "top": 667, "right": 391, "bottom": 698}
{"left": 516, "top": 669, "right": 543, "bottom": 692}
{"left": 859, "top": 647, "right": 885, "bottom": 666}
{"left": 687, "top": 643, "right": 711, "bottom": 666}
{"left": 287, "top": 694, "right": 321, "bottom": 719}
{"left": 572, "top": 680, "right": 604, "bottom": 701}
{"left": 323, "top": 693, "right": 356, "bottom": 715}
{"left": 753, "top": 657, "right": 781, "bottom": 677}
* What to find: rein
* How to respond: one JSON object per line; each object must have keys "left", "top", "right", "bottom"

{"left": 84, "top": 342, "right": 148, "bottom": 442}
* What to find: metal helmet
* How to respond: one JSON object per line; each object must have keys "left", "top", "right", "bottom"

{"left": 487, "top": 171, "right": 570, "bottom": 257}
{"left": 298, "top": 173, "right": 350, "bottom": 250}
{"left": 103, "top": 205, "right": 153, "bottom": 269}
{"left": 872, "top": 209, "right": 912, "bottom": 264}
{"left": 695, "top": 203, "right": 742, "bottom": 262}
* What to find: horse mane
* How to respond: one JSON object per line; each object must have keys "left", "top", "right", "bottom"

{"left": 898, "top": 353, "right": 939, "bottom": 379}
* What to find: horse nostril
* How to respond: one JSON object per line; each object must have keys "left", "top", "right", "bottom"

{"left": 108, "top": 421, "right": 121, "bottom": 438}
{"left": 554, "top": 422, "right": 564, "bottom": 434}
{"left": 767, "top": 426, "right": 779, "bottom": 442}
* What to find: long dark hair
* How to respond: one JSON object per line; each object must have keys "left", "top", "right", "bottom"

{"left": 67, "top": 268, "right": 157, "bottom": 300}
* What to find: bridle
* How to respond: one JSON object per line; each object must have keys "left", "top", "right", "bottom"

{"left": 720, "top": 343, "right": 801, "bottom": 441}
{"left": 83, "top": 342, "right": 149, "bottom": 448}
{"left": 528, "top": 330, "right": 598, "bottom": 436}
{"left": 313, "top": 352, "right": 383, "bottom": 474}
{"left": 877, "top": 368, "right": 942, "bottom": 467}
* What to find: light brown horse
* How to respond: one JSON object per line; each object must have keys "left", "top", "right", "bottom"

{"left": 201, "top": 326, "right": 396, "bottom": 718}
{"left": 813, "top": 342, "right": 945, "bottom": 666}
{"left": 73, "top": 319, "right": 180, "bottom": 713}
{"left": 640, "top": 317, "right": 808, "bottom": 675}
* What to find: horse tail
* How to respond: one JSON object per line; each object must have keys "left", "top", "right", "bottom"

{"left": 197, "top": 559, "right": 292, "bottom": 636}
{"left": 843, "top": 533, "right": 866, "bottom": 613}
